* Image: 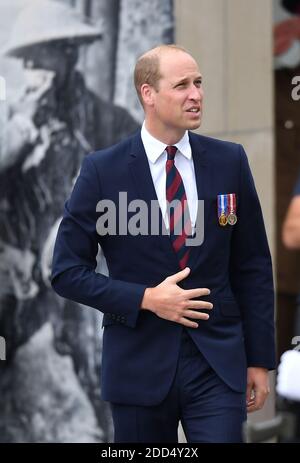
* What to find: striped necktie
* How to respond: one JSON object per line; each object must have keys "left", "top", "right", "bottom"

{"left": 165, "top": 145, "right": 192, "bottom": 269}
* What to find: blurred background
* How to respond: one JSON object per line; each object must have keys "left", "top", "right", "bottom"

{"left": 0, "top": 0, "right": 299, "bottom": 443}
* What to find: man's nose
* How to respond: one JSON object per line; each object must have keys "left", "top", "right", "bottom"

{"left": 188, "top": 85, "right": 202, "bottom": 101}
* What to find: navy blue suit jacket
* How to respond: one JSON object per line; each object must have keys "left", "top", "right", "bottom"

{"left": 51, "top": 130, "right": 276, "bottom": 406}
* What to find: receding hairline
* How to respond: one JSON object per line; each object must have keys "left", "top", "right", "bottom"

{"left": 134, "top": 45, "right": 197, "bottom": 105}
{"left": 139, "top": 44, "right": 191, "bottom": 59}
{"left": 137, "top": 44, "right": 193, "bottom": 65}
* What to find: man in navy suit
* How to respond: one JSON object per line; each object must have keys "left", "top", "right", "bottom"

{"left": 51, "top": 44, "right": 276, "bottom": 442}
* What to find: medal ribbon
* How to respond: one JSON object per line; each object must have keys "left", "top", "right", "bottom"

{"left": 228, "top": 193, "right": 236, "bottom": 213}
{"left": 218, "top": 194, "right": 228, "bottom": 218}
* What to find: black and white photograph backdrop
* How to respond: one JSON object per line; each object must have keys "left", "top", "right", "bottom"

{"left": 0, "top": 0, "right": 174, "bottom": 443}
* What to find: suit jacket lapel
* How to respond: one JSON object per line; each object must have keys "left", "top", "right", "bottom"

{"left": 188, "top": 132, "right": 209, "bottom": 270}
{"left": 128, "top": 132, "right": 158, "bottom": 206}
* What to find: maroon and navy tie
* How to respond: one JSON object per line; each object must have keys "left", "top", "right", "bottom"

{"left": 165, "top": 145, "right": 192, "bottom": 269}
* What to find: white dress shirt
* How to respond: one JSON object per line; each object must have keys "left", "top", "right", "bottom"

{"left": 141, "top": 122, "right": 198, "bottom": 232}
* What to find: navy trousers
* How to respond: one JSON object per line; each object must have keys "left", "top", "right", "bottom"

{"left": 110, "top": 329, "right": 247, "bottom": 443}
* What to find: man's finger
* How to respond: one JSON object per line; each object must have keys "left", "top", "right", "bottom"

{"left": 246, "top": 382, "right": 253, "bottom": 404}
{"left": 184, "top": 310, "right": 210, "bottom": 320}
{"left": 178, "top": 317, "right": 199, "bottom": 329}
{"left": 254, "top": 388, "right": 268, "bottom": 409}
{"left": 247, "top": 388, "right": 269, "bottom": 413}
{"left": 185, "top": 288, "right": 211, "bottom": 298}
{"left": 187, "top": 300, "right": 213, "bottom": 310}
{"left": 247, "top": 403, "right": 257, "bottom": 413}
{"left": 167, "top": 266, "right": 190, "bottom": 283}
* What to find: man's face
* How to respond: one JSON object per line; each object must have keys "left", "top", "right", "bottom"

{"left": 24, "top": 42, "right": 78, "bottom": 85}
{"left": 150, "top": 51, "right": 203, "bottom": 137}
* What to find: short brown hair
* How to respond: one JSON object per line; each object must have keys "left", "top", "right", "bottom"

{"left": 134, "top": 44, "right": 188, "bottom": 106}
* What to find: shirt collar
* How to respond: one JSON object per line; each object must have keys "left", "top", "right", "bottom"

{"left": 141, "top": 122, "right": 192, "bottom": 164}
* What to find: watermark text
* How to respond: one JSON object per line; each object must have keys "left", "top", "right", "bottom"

{"left": 95, "top": 193, "right": 204, "bottom": 247}
{"left": 291, "top": 335, "right": 300, "bottom": 351}
{"left": 0, "top": 75, "right": 6, "bottom": 101}
{"left": 0, "top": 336, "right": 6, "bottom": 360}
{"left": 291, "top": 76, "right": 300, "bottom": 101}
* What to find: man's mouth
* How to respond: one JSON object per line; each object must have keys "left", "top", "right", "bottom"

{"left": 186, "top": 107, "right": 201, "bottom": 113}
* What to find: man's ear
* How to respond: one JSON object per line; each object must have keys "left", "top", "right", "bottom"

{"left": 140, "top": 83, "right": 155, "bottom": 107}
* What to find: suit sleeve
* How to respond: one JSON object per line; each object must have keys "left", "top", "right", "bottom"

{"left": 51, "top": 155, "right": 147, "bottom": 328}
{"left": 229, "top": 145, "right": 276, "bottom": 369}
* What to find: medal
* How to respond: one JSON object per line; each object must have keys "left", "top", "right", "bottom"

{"left": 227, "top": 194, "right": 237, "bottom": 226}
{"left": 219, "top": 213, "right": 228, "bottom": 226}
{"left": 217, "top": 194, "right": 228, "bottom": 226}
{"left": 227, "top": 213, "right": 237, "bottom": 225}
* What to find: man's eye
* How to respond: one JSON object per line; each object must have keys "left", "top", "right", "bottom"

{"left": 195, "top": 80, "right": 202, "bottom": 87}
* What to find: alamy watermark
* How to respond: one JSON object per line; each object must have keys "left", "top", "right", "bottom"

{"left": 95, "top": 193, "right": 205, "bottom": 246}
{"left": 0, "top": 336, "right": 6, "bottom": 361}
{"left": 291, "top": 336, "right": 300, "bottom": 351}
{"left": 0, "top": 75, "right": 6, "bottom": 101}
{"left": 291, "top": 76, "right": 300, "bottom": 101}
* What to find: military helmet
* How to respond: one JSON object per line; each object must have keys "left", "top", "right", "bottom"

{"left": 2, "top": 0, "right": 102, "bottom": 58}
